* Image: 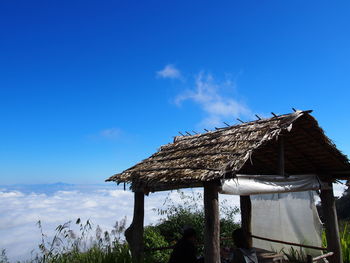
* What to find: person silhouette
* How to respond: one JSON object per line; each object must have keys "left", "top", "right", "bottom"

{"left": 230, "top": 228, "right": 258, "bottom": 263}
{"left": 168, "top": 227, "right": 199, "bottom": 263}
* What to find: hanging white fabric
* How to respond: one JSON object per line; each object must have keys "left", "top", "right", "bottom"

{"left": 219, "top": 174, "right": 327, "bottom": 196}
{"left": 251, "top": 191, "right": 323, "bottom": 256}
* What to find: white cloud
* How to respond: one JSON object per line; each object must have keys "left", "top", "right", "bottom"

{"left": 0, "top": 191, "right": 24, "bottom": 198}
{"left": 0, "top": 186, "right": 135, "bottom": 261}
{"left": 175, "top": 72, "right": 253, "bottom": 127}
{"left": 0, "top": 185, "right": 240, "bottom": 262}
{"left": 156, "top": 64, "right": 182, "bottom": 80}
{"left": 333, "top": 182, "right": 347, "bottom": 197}
{"left": 4, "top": 183, "right": 344, "bottom": 262}
{"left": 87, "top": 128, "right": 122, "bottom": 141}
{"left": 99, "top": 128, "right": 121, "bottom": 140}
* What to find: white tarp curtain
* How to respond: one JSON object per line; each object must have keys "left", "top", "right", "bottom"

{"left": 251, "top": 191, "right": 323, "bottom": 256}
{"left": 219, "top": 174, "right": 325, "bottom": 256}
{"left": 219, "top": 174, "right": 327, "bottom": 196}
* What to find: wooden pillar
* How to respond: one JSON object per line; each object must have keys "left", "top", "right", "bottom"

{"left": 279, "top": 136, "right": 285, "bottom": 177}
{"left": 204, "top": 181, "right": 220, "bottom": 263}
{"left": 240, "top": 195, "right": 252, "bottom": 247}
{"left": 320, "top": 183, "right": 342, "bottom": 263}
{"left": 125, "top": 191, "right": 145, "bottom": 263}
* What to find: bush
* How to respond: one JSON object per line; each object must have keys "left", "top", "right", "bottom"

{"left": 144, "top": 226, "right": 170, "bottom": 263}
{"left": 156, "top": 209, "right": 205, "bottom": 244}
{"left": 153, "top": 190, "right": 240, "bottom": 255}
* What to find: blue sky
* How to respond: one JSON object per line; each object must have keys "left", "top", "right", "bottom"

{"left": 1, "top": 0, "right": 350, "bottom": 184}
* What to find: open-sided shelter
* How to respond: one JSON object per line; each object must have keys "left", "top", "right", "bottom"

{"left": 106, "top": 110, "right": 350, "bottom": 263}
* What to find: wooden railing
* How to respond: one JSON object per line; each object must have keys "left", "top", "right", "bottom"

{"left": 145, "top": 234, "right": 335, "bottom": 262}
{"left": 251, "top": 234, "right": 328, "bottom": 251}
{"left": 307, "top": 252, "right": 334, "bottom": 262}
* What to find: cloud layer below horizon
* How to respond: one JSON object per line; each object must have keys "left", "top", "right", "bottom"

{"left": 0, "top": 183, "right": 346, "bottom": 262}
{"left": 0, "top": 184, "right": 240, "bottom": 261}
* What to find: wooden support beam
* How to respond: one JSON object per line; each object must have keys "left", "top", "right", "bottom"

{"left": 279, "top": 136, "right": 285, "bottom": 177}
{"left": 240, "top": 195, "right": 252, "bottom": 248}
{"left": 320, "top": 183, "right": 342, "bottom": 263}
{"left": 125, "top": 191, "right": 145, "bottom": 263}
{"left": 204, "top": 181, "right": 220, "bottom": 263}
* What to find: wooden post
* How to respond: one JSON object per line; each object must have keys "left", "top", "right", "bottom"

{"left": 240, "top": 195, "right": 252, "bottom": 247}
{"left": 125, "top": 191, "right": 145, "bottom": 263}
{"left": 204, "top": 181, "right": 220, "bottom": 263}
{"left": 279, "top": 136, "right": 285, "bottom": 177}
{"left": 320, "top": 183, "right": 342, "bottom": 263}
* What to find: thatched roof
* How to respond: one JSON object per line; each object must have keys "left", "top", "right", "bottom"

{"left": 106, "top": 111, "right": 350, "bottom": 192}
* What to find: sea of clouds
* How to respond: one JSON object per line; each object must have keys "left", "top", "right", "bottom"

{"left": 0, "top": 182, "right": 346, "bottom": 262}
{"left": 0, "top": 183, "right": 241, "bottom": 262}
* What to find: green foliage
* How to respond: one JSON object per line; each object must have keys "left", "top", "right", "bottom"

{"left": 0, "top": 249, "right": 9, "bottom": 263}
{"left": 322, "top": 229, "right": 327, "bottom": 248}
{"left": 153, "top": 190, "right": 239, "bottom": 252}
{"left": 340, "top": 224, "right": 350, "bottom": 263}
{"left": 281, "top": 247, "right": 307, "bottom": 263}
{"left": 47, "top": 243, "right": 132, "bottom": 263}
{"left": 322, "top": 223, "right": 350, "bottom": 263}
{"left": 219, "top": 199, "right": 240, "bottom": 248}
{"left": 155, "top": 190, "right": 205, "bottom": 244}
{"left": 143, "top": 226, "right": 170, "bottom": 263}
{"left": 157, "top": 208, "right": 205, "bottom": 244}
{"left": 30, "top": 217, "right": 132, "bottom": 263}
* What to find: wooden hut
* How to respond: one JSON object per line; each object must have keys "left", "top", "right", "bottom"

{"left": 106, "top": 110, "right": 350, "bottom": 263}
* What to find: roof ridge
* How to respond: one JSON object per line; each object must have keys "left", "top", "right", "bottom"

{"left": 173, "top": 110, "right": 312, "bottom": 143}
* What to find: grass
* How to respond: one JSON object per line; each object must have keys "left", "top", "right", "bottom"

{"left": 321, "top": 223, "right": 350, "bottom": 263}
{"left": 340, "top": 224, "right": 350, "bottom": 263}
{"left": 278, "top": 223, "right": 350, "bottom": 263}
{"left": 36, "top": 218, "right": 134, "bottom": 263}
{"left": 2, "top": 221, "right": 350, "bottom": 263}
{"left": 1, "top": 218, "right": 134, "bottom": 263}
{"left": 281, "top": 246, "right": 308, "bottom": 263}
